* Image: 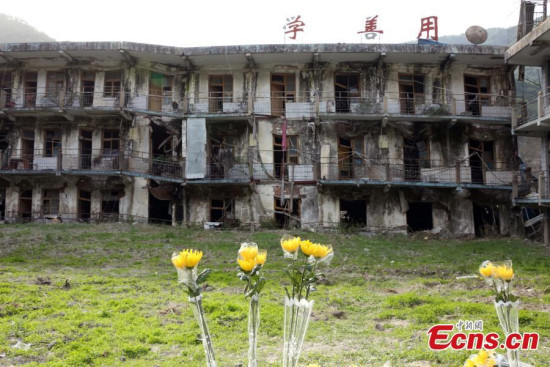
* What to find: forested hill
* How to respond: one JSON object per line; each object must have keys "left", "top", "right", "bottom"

{"left": 0, "top": 14, "right": 54, "bottom": 43}
{"left": 438, "top": 26, "right": 517, "bottom": 46}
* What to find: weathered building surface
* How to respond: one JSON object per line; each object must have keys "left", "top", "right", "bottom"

{"left": 0, "top": 41, "right": 519, "bottom": 236}
{"left": 506, "top": 13, "right": 550, "bottom": 244}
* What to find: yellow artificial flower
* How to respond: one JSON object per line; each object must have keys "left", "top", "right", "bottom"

{"left": 463, "top": 359, "right": 475, "bottom": 367}
{"left": 239, "top": 243, "right": 259, "bottom": 261}
{"left": 238, "top": 257, "right": 256, "bottom": 272}
{"left": 172, "top": 249, "right": 203, "bottom": 269}
{"left": 256, "top": 250, "right": 267, "bottom": 265}
{"left": 494, "top": 264, "right": 514, "bottom": 281}
{"left": 281, "top": 236, "right": 301, "bottom": 254}
{"left": 479, "top": 261, "right": 494, "bottom": 278}
{"left": 301, "top": 240, "right": 333, "bottom": 259}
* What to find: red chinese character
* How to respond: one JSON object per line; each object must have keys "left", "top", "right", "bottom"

{"left": 284, "top": 15, "right": 305, "bottom": 40}
{"left": 417, "top": 16, "right": 438, "bottom": 41}
{"left": 358, "top": 15, "right": 384, "bottom": 34}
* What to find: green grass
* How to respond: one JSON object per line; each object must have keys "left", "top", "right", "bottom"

{"left": 0, "top": 224, "right": 549, "bottom": 366}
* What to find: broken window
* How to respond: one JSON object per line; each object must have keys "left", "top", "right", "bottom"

{"left": 406, "top": 202, "right": 433, "bottom": 232}
{"left": 44, "top": 130, "right": 62, "bottom": 157}
{"left": 404, "top": 138, "right": 430, "bottom": 181}
{"left": 338, "top": 137, "right": 364, "bottom": 179}
{"left": 0, "top": 72, "right": 12, "bottom": 108}
{"left": 209, "top": 75, "right": 233, "bottom": 112}
{"left": 274, "top": 198, "right": 300, "bottom": 229}
{"left": 464, "top": 75, "right": 491, "bottom": 116}
{"left": 334, "top": 73, "right": 360, "bottom": 113}
{"left": 101, "top": 190, "right": 120, "bottom": 219}
{"left": 469, "top": 139, "right": 494, "bottom": 184}
{"left": 24, "top": 72, "right": 37, "bottom": 107}
{"left": 271, "top": 73, "right": 295, "bottom": 116}
{"left": 149, "top": 72, "right": 172, "bottom": 112}
{"left": 78, "top": 189, "right": 91, "bottom": 222}
{"left": 104, "top": 71, "right": 121, "bottom": 98}
{"left": 340, "top": 199, "right": 367, "bottom": 226}
{"left": 398, "top": 74, "right": 425, "bottom": 114}
{"left": 102, "top": 130, "right": 120, "bottom": 157}
{"left": 432, "top": 78, "right": 442, "bottom": 105}
{"left": 81, "top": 71, "right": 95, "bottom": 107}
{"left": 19, "top": 189, "right": 32, "bottom": 221}
{"left": 273, "top": 135, "right": 299, "bottom": 179}
{"left": 42, "top": 189, "right": 60, "bottom": 216}
{"left": 210, "top": 199, "right": 234, "bottom": 222}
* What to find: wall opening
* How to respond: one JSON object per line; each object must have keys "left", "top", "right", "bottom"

{"left": 271, "top": 73, "right": 295, "bottom": 116}
{"left": 78, "top": 189, "right": 91, "bottom": 222}
{"left": 274, "top": 198, "right": 300, "bottom": 229}
{"left": 469, "top": 140, "right": 494, "bottom": 184}
{"left": 273, "top": 135, "right": 299, "bottom": 179}
{"left": 101, "top": 190, "right": 120, "bottom": 221}
{"left": 0, "top": 188, "right": 5, "bottom": 221}
{"left": 42, "top": 189, "right": 60, "bottom": 216}
{"left": 19, "top": 189, "right": 32, "bottom": 221}
{"left": 151, "top": 123, "right": 182, "bottom": 177}
{"left": 209, "top": 75, "right": 233, "bottom": 112}
{"left": 404, "top": 138, "right": 430, "bottom": 181}
{"left": 406, "top": 202, "right": 433, "bottom": 231}
{"left": 21, "top": 129, "right": 34, "bottom": 169}
{"left": 340, "top": 199, "right": 367, "bottom": 226}
{"left": 398, "top": 74, "right": 424, "bottom": 114}
{"left": 80, "top": 129, "right": 92, "bottom": 169}
{"left": 81, "top": 71, "right": 95, "bottom": 107}
{"left": 148, "top": 194, "right": 171, "bottom": 225}
{"left": 334, "top": 73, "right": 359, "bottom": 113}
{"left": 473, "top": 204, "right": 500, "bottom": 237}
{"left": 210, "top": 199, "right": 234, "bottom": 223}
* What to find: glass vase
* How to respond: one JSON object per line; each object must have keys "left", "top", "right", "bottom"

{"left": 283, "top": 296, "right": 314, "bottom": 367}
{"left": 494, "top": 300, "right": 520, "bottom": 367}
{"left": 248, "top": 294, "right": 260, "bottom": 367}
{"left": 189, "top": 295, "right": 217, "bottom": 367}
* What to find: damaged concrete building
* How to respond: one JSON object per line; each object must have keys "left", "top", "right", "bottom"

{"left": 0, "top": 41, "right": 519, "bottom": 236}
{"left": 506, "top": 7, "right": 550, "bottom": 243}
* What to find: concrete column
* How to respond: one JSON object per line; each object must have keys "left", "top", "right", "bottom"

{"left": 544, "top": 208, "right": 550, "bottom": 246}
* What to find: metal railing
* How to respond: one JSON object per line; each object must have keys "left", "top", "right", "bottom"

{"left": 319, "top": 159, "right": 515, "bottom": 186}
{"left": 515, "top": 87, "right": 550, "bottom": 127}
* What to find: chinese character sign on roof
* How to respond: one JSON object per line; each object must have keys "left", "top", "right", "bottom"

{"left": 417, "top": 16, "right": 438, "bottom": 41}
{"left": 284, "top": 15, "right": 305, "bottom": 40}
{"left": 358, "top": 15, "right": 384, "bottom": 40}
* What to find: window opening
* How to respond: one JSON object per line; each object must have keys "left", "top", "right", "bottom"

{"left": 398, "top": 73, "right": 425, "bottom": 114}
{"left": 406, "top": 202, "right": 433, "bottom": 231}
{"left": 334, "top": 73, "right": 360, "bottom": 113}
{"left": 209, "top": 75, "right": 233, "bottom": 112}
{"left": 271, "top": 74, "right": 295, "bottom": 116}
{"left": 464, "top": 75, "right": 490, "bottom": 116}
{"left": 42, "top": 189, "right": 60, "bottom": 216}
{"left": 44, "top": 130, "right": 62, "bottom": 157}
{"left": 274, "top": 198, "right": 300, "bottom": 229}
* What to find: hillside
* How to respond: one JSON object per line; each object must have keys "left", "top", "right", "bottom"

{"left": 0, "top": 13, "right": 54, "bottom": 43}
{"left": 439, "top": 26, "right": 518, "bottom": 46}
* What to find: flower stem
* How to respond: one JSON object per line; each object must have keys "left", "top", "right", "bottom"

{"left": 189, "top": 295, "right": 217, "bottom": 367}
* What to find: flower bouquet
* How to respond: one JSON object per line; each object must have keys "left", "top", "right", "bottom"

{"left": 236, "top": 242, "right": 267, "bottom": 367}
{"left": 280, "top": 235, "right": 334, "bottom": 367}
{"left": 172, "top": 249, "right": 217, "bottom": 367}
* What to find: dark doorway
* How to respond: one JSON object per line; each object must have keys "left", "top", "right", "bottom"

{"left": 340, "top": 199, "right": 367, "bottom": 226}
{"left": 151, "top": 123, "right": 181, "bottom": 177}
{"left": 101, "top": 190, "right": 120, "bottom": 221}
{"left": 473, "top": 204, "right": 500, "bottom": 237}
{"left": 24, "top": 72, "right": 37, "bottom": 107}
{"left": 19, "top": 189, "right": 32, "bottom": 222}
{"left": 274, "top": 198, "right": 300, "bottom": 229}
{"left": 271, "top": 74, "right": 295, "bottom": 116}
{"left": 22, "top": 130, "right": 34, "bottom": 170}
{"left": 81, "top": 71, "right": 95, "bottom": 107}
{"left": 399, "top": 74, "right": 424, "bottom": 114}
{"left": 80, "top": 130, "right": 92, "bottom": 169}
{"left": 210, "top": 199, "right": 234, "bottom": 222}
{"left": 334, "top": 74, "right": 359, "bottom": 113}
{"left": 407, "top": 202, "right": 433, "bottom": 232}
{"left": 469, "top": 140, "right": 494, "bottom": 184}
{"left": 0, "top": 188, "right": 5, "bottom": 220}
{"left": 78, "top": 189, "right": 91, "bottom": 222}
{"left": 404, "top": 138, "right": 430, "bottom": 181}
{"left": 149, "top": 194, "right": 171, "bottom": 224}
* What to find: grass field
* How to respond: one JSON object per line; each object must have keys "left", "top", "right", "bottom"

{"left": 0, "top": 223, "right": 549, "bottom": 366}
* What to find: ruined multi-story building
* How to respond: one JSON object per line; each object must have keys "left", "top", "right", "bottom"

{"left": 506, "top": 3, "right": 550, "bottom": 244}
{"left": 0, "top": 41, "right": 518, "bottom": 236}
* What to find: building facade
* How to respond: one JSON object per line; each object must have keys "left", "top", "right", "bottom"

{"left": 0, "top": 42, "right": 519, "bottom": 236}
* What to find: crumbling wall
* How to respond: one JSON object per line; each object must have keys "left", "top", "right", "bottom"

{"left": 367, "top": 189, "right": 407, "bottom": 233}
{"left": 517, "top": 135, "right": 542, "bottom": 171}
{"left": 319, "top": 191, "right": 338, "bottom": 228}
{"left": 185, "top": 117, "right": 207, "bottom": 179}
{"left": 300, "top": 186, "right": 318, "bottom": 230}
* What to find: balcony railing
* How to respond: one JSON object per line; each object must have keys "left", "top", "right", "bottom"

{"left": 514, "top": 87, "right": 550, "bottom": 127}
{"left": 0, "top": 149, "right": 184, "bottom": 179}
{"left": 319, "top": 158, "right": 514, "bottom": 186}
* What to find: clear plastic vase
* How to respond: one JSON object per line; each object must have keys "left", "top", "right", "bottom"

{"left": 189, "top": 295, "right": 217, "bottom": 367}
{"left": 494, "top": 300, "right": 520, "bottom": 367}
{"left": 283, "top": 297, "right": 314, "bottom": 367}
{"left": 248, "top": 294, "right": 260, "bottom": 367}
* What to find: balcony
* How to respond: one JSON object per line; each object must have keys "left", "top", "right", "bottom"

{"left": 319, "top": 159, "right": 514, "bottom": 190}
{"left": 513, "top": 88, "right": 550, "bottom": 135}
{"left": 514, "top": 169, "right": 550, "bottom": 207}
{"left": 0, "top": 149, "right": 184, "bottom": 182}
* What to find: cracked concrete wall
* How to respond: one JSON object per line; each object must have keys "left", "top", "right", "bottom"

{"left": 185, "top": 118, "right": 207, "bottom": 179}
